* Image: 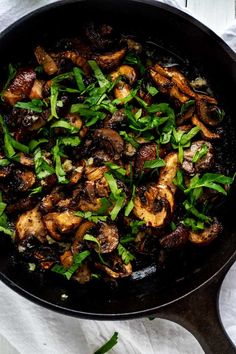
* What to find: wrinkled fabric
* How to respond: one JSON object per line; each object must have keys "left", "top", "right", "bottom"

{"left": 0, "top": 1, "right": 235, "bottom": 353}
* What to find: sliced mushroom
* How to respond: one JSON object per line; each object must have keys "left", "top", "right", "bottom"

{"left": 85, "top": 165, "right": 108, "bottom": 181}
{"left": 7, "top": 196, "right": 37, "bottom": 214}
{"left": 3, "top": 68, "right": 36, "bottom": 105}
{"left": 19, "top": 153, "right": 34, "bottom": 167}
{"left": 73, "top": 263, "right": 91, "bottom": 284}
{"left": 196, "top": 99, "right": 222, "bottom": 127}
{"left": 14, "top": 170, "right": 36, "bottom": 192}
{"left": 133, "top": 184, "right": 174, "bottom": 227}
{"left": 135, "top": 143, "right": 157, "bottom": 176}
{"left": 159, "top": 224, "right": 189, "bottom": 248}
{"left": 189, "top": 218, "right": 223, "bottom": 245}
{"left": 103, "top": 109, "right": 126, "bottom": 129}
{"left": 95, "top": 257, "right": 132, "bottom": 278}
{"left": 149, "top": 67, "right": 172, "bottom": 94}
{"left": 110, "top": 65, "right": 137, "bottom": 85}
{"left": 94, "top": 128, "right": 124, "bottom": 160}
{"left": 72, "top": 221, "right": 95, "bottom": 254}
{"left": 192, "top": 115, "right": 220, "bottom": 140}
{"left": 43, "top": 210, "right": 82, "bottom": 241}
{"left": 126, "top": 38, "right": 142, "bottom": 53}
{"left": 182, "top": 141, "right": 214, "bottom": 175}
{"left": 159, "top": 152, "right": 179, "bottom": 194}
{"left": 34, "top": 46, "right": 58, "bottom": 75}
{"left": 60, "top": 250, "right": 73, "bottom": 269}
{"left": 29, "top": 79, "right": 43, "bottom": 100}
{"left": 114, "top": 82, "right": 131, "bottom": 102}
{"left": 60, "top": 51, "right": 90, "bottom": 75}
{"left": 16, "top": 206, "right": 46, "bottom": 243}
{"left": 93, "top": 48, "right": 126, "bottom": 70}
{"left": 40, "top": 187, "right": 65, "bottom": 213}
{"left": 96, "top": 223, "right": 119, "bottom": 253}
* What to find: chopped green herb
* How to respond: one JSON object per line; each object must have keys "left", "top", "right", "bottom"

{"left": 75, "top": 210, "right": 108, "bottom": 224}
{"left": 52, "top": 140, "right": 68, "bottom": 184}
{"left": 29, "top": 186, "right": 43, "bottom": 195}
{"left": 104, "top": 172, "right": 126, "bottom": 220}
{"left": 1, "top": 63, "right": 16, "bottom": 98}
{"left": 73, "top": 67, "right": 85, "bottom": 92}
{"left": 0, "top": 159, "right": 10, "bottom": 167}
{"left": 15, "top": 99, "right": 46, "bottom": 113}
{"left": 180, "top": 100, "right": 195, "bottom": 116}
{"left": 105, "top": 162, "right": 126, "bottom": 177}
{"left": 185, "top": 173, "right": 234, "bottom": 196}
{"left": 183, "top": 217, "right": 205, "bottom": 232}
{"left": 88, "top": 60, "right": 110, "bottom": 88}
{"left": 83, "top": 234, "right": 107, "bottom": 265}
{"left": 34, "top": 148, "right": 54, "bottom": 180}
{"left": 120, "top": 235, "right": 136, "bottom": 244}
{"left": 117, "top": 243, "right": 135, "bottom": 264}
{"left": 119, "top": 131, "right": 139, "bottom": 148}
{"left": 94, "top": 332, "right": 118, "bottom": 354}
{"left": 51, "top": 250, "right": 90, "bottom": 280}
{"left": 147, "top": 84, "right": 158, "bottom": 96}
{"left": 183, "top": 200, "right": 212, "bottom": 223}
{"left": 124, "top": 185, "right": 136, "bottom": 217}
{"left": 192, "top": 144, "right": 208, "bottom": 163}
{"left": 143, "top": 156, "right": 165, "bottom": 169}
{"left": 50, "top": 119, "right": 80, "bottom": 133}
{"left": 29, "top": 138, "right": 48, "bottom": 152}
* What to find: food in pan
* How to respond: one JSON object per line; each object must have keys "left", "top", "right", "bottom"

{"left": 0, "top": 23, "right": 234, "bottom": 284}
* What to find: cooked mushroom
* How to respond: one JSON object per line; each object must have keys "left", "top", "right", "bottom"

{"left": 40, "top": 187, "right": 65, "bottom": 213}
{"left": 72, "top": 221, "right": 95, "bottom": 254}
{"left": 16, "top": 206, "right": 47, "bottom": 243}
{"left": 43, "top": 210, "right": 82, "bottom": 241}
{"left": 159, "top": 224, "right": 189, "bottom": 248}
{"left": 73, "top": 263, "right": 91, "bottom": 284}
{"left": 34, "top": 46, "right": 58, "bottom": 75}
{"left": 192, "top": 115, "right": 220, "bottom": 140}
{"left": 103, "top": 109, "right": 126, "bottom": 129}
{"left": 133, "top": 184, "right": 174, "bottom": 227}
{"left": 29, "top": 79, "right": 43, "bottom": 100}
{"left": 60, "top": 51, "right": 90, "bottom": 75}
{"left": 182, "top": 141, "right": 214, "bottom": 175}
{"left": 196, "top": 99, "right": 222, "bottom": 127}
{"left": 110, "top": 65, "right": 137, "bottom": 85}
{"left": 66, "top": 113, "right": 83, "bottom": 130}
{"left": 95, "top": 257, "right": 132, "bottom": 278}
{"left": 14, "top": 170, "right": 36, "bottom": 192}
{"left": 19, "top": 153, "right": 34, "bottom": 167}
{"left": 135, "top": 143, "right": 157, "bottom": 175}
{"left": 159, "top": 152, "right": 179, "bottom": 194}
{"left": 93, "top": 48, "right": 126, "bottom": 70}
{"left": 60, "top": 250, "right": 73, "bottom": 269}
{"left": 189, "top": 218, "right": 223, "bottom": 245}
{"left": 3, "top": 68, "right": 36, "bottom": 105}
{"left": 94, "top": 128, "right": 124, "bottom": 160}
{"left": 96, "top": 223, "right": 119, "bottom": 253}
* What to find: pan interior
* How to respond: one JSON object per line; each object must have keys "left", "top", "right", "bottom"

{"left": 0, "top": 0, "right": 236, "bottom": 318}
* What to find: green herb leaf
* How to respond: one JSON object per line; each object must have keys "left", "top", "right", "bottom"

{"left": 180, "top": 100, "right": 195, "bottom": 116}
{"left": 183, "top": 217, "right": 205, "bottom": 232}
{"left": 143, "top": 156, "right": 165, "bottom": 169}
{"left": 51, "top": 250, "right": 90, "bottom": 280}
{"left": 34, "top": 148, "right": 54, "bottom": 180}
{"left": 124, "top": 185, "right": 136, "bottom": 217}
{"left": 73, "top": 67, "right": 85, "bottom": 92}
{"left": 58, "top": 136, "right": 81, "bottom": 147}
{"left": 192, "top": 144, "right": 208, "bottom": 163}
{"left": 52, "top": 140, "right": 68, "bottom": 184}
{"left": 94, "top": 332, "right": 119, "bottom": 354}
{"left": 0, "top": 159, "right": 10, "bottom": 167}
{"left": 130, "top": 220, "right": 145, "bottom": 234}
{"left": 88, "top": 60, "right": 110, "bottom": 88}
{"left": 173, "top": 170, "right": 185, "bottom": 191}
{"left": 50, "top": 119, "right": 80, "bottom": 133}
{"left": 185, "top": 173, "right": 234, "bottom": 195}
{"left": 183, "top": 200, "right": 212, "bottom": 222}
{"left": 29, "top": 186, "right": 43, "bottom": 195}
{"left": 1, "top": 63, "right": 16, "bottom": 98}
{"left": 15, "top": 99, "right": 46, "bottom": 113}
{"left": 105, "top": 162, "right": 126, "bottom": 177}
{"left": 147, "top": 84, "right": 158, "bottom": 96}
{"left": 83, "top": 234, "right": 107, "bottom": 265}
{"left": 29, "top": 138, "right": 48, "bottom": 152}
{"left": 120, "top": 235, "right": 136, "bottom": 244}
{"left": 117, "top": 243, "right": 135, "bottom": 264}
{"left": 119, "top": 131, "right": 139, "bottom": 148}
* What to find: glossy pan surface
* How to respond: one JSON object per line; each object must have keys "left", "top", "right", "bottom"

{"left": 0, "top": 0, "right": 236, "bottom": 319}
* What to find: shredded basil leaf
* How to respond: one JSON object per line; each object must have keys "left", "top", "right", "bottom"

{"left": 73, "top": 67, "right": 85, "bottom": 92}
{"left": 94, "top": 332, "right": 119, "bottom": 354}
{"left": 117, "top": 243, "right": 135, "bottom": 264}
{"left": 192, "top": 144, "right": 208, "bottom": 163}
{"left": 1, "top": 63, "right": 17, "bottom": 98}
{"left": 34, "top": 148, "right": 54, "bottom": 180}
{"left": 15, "top": 99, "right": 46, "bottom": 113}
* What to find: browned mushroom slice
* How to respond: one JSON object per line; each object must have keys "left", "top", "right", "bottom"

{"left": 93, "top": 48, "right": 126, "bottom": 70}
{"left": 29, "top": 79, "right": 43, "bottom": 100}
{"left": 14, "top": 170, "right": 36, "bottom": 192}
{"left": 176, "top": 105, "right": 195, "bottom": 126}
{"left": 72, "top": 221, "right": 95, "bottom": 254}
{"left": 73, "top": 263, "right": 91, "bottom": 284}
{"left": 61, "top": 51, "right": 90, "bottom": 75}
{"left": 16, "top": 206, "right": 47, "bottom": 243}
{"left": 96, "top": 223, "right": 119, "bottom": 253}
{"left": 34, "top": 46, "right": 58, "bottom": 75}
{"left": 114, "top": 82, "right": 131, "bottom": 102}
{"left": 7, "top": 196, "right": 37, "bottom": 214}
{"left": 125, "top": 38, "right": 142, "bottom": 53}
{"left": 110, "top": 65, "right": 137, "bottom": 85}
{"left": 133, "top": 184, "right": 174, "bottom": 227}
{"left": 43, "top": 210, "right": 82, "bottom": 241}
{"left": 104, "top": 109, "right": 126, "bottom": 129}
{"left": 159, "top": 152, "right": 179, "bottom": 194}
{"left": 135, "top": 143, "right": 157, "bottom": 175}
{"left": 40, "top": 187, "right": 65, "bottom": 213}
{"left": 182, "top": 141, "right": 214, "bottom": 175}
{"left": 65, "top": 113, "right": 83, "bottom": 130}
{"left": 85, "top": 165, "right": 108, "bottom": 181}
{"left": 70, "top": 164, "right": 84, "bottom": 185}
{"left": 169, "top": 85, "right": 189, "bottom": 105}
{"left": 94, "top": 128, "right": 124, "bottom": 160}
{"left": 3, "top": 68, "right": 36, "bottom": 105}
{"left": 189, "top": 218, "right": 223, "bottom": 245}
{"left": 149, "top": 67, "right": 172, "bottom": 94}
{"left": 95, "top": 257, "right": 132, "bottom": 278}
{"left": 60, "top": 250, "right": 73, "bottom": 269}
{"left": 196, "top": 99, "right": 222, "bottom": 127}
{"left": 159, "top": 224, "right": 189, "bottom": 248}
{"left": 192, "top": 115, "right": 220, "bottom": 140}
{"left": 19, "top": 153, "right": 34, "bottom": 167}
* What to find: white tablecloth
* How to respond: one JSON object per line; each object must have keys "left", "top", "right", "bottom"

{"left": 0, "top": 1, "right": 235, "bottom": 353}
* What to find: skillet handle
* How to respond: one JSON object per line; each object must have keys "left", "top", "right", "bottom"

{"left": 156, "top": 266, "right": 236, "bottom": 354}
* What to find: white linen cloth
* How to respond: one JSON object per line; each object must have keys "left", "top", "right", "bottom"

{"left": 0, "top": 1, "right": 235, "bottom": 353}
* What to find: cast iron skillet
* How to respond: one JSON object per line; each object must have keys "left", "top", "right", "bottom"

{"left": 0, "top": 1, "right": 236, "bottom": 353}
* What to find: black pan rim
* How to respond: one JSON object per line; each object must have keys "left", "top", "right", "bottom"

{"left": 0, "top": 0, "right": 236, "bottom": 319}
